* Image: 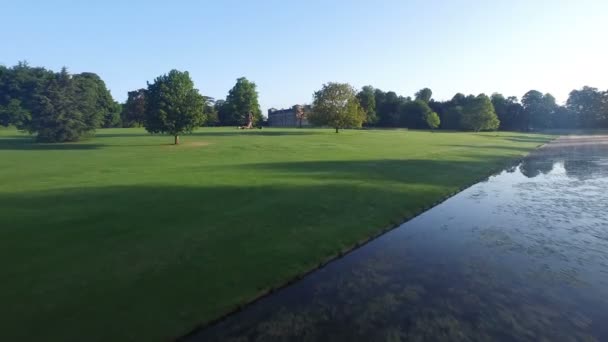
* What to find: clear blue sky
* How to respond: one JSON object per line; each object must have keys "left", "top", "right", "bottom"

{"left": 3, "top": 0, "right": 607, "bottom": 112}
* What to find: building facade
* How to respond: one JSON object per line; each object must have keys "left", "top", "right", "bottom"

{"left": 267, "top": 105, "right": 311, "bottom": 127}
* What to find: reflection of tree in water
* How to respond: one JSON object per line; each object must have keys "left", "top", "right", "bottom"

{"left": 519, "top": 157, "right": 555, "bottom": 178}
{"left": 520, "top": 154, "right": 607, "bottom": 181}
{"left": 564, "top": 158, "right": 608, "bottom": 180}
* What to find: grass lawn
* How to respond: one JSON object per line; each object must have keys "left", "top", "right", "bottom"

{"left": 0, "top": 127, "right": 553, "bottom": 341}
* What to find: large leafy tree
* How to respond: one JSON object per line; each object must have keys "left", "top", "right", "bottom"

{"left": 309, "top": 82, "right": 365, "bottom": 133}
{"left": 460, "top": 94, "right": 500, "bottom": 131}
{"left": 356, "top": 85, "right": 377, "bottom": 125}
{"left": 73, "top": 72, "right": 119, "bottom": 128}
{"left": 440, "top": 93, "right": 469, "bottom": 130}
{"left": 375, "top": 89, "right": 406, "bottom": 127}
{"left": 0, "top": 99, "right": 30, "bottom": 127}
{"left": 491, "top": 93, "right": 524, "bottom": 131}
{"left": 567, "top": 86, "right": 608, "bottom": 128}
{"left": 221, "top": 77, "right": 262, "bottom": 126}
{"left": 144, "top": 69, "right": 205, "bottom": 145}
{"left": 521, "top": 90, "right": 557, "bottom": 130}
{"left": 121, "top": 88, "right": 147, "bottom": 127}
{"left": 400, "top": 100, "right": 436, "bottom": 128}
{"left": 0, "top": 62, "right": 54, "bottom": 129}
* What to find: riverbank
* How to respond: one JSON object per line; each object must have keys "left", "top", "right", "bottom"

{"left": 0, "top": 127, "right": 554, "bottom": 341}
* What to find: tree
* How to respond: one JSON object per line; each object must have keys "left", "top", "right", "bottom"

{"left": 567, "top": 86, "right": 608, "bottom": 128}
{"left": 293, "top": 104, "right": 307, "bottom": 128}
{"left": 103, "top": 101, "right": 122, "bottom": 128}
{"left": 309, "top": 82, "right": 365, "bottom": 133}
{"left": 28, "top": 68, "right": 94, "bottom": 142}
{"left": 0, "top": 99, "right": 30, "bottom": 127}
{"left": 202, "top": 96, "right": 219, "bottom": 126}
{"left": 440, "top": 93, "right": 468, "bottom": 130}
{"left": 460, "top": 94, "right": 500, "bottom": 131}
{"left": 144, "top": 69, "right": 204, "bottom": 145}
{"left": 73, "top": 72, "right": 118, "bottom": 128}
{"left": 552, "top": 106, "right": 576, "bottom": 129}
{"left": 522, "top": 90, "right": 556, "bottom": 130}
{"left": 356, "top": 85, "right": 377, "bottom": 124}
{"left": 221, "top": 77, "right": 262, "bottom": 126}
{"left": 491, "top": 93, "right": 524, "bottom": 131}
{"left": 425, "top": 110, "right": 440, "bottom": 130}
{"left": 400, "top": 100, "right": 434, "bottom": 128}
{"left": 121, "top": 89, "right": 147, "bottom": 127}
{"left": 375, "top": 90, "right": 404, "bottom": 127}
{"left": 0, "top": 61, "right": 54, "bottom": 129}
{"left": 414, "top": 88, "right": 433, "bottom": 103}
{"left": 0, "top": 63, "right": 117, "bottom": 141}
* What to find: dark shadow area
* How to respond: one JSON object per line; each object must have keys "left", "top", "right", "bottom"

{"left": 479, "top": 134, "right": 553, "bottom": 144}
{"left": 94, "top": 133, "right": 148, "bottom": 138}
{"left": 0, "top": 137, "right": 103, "bottom": 150}
{"left": 439, "top": 144, "right": 533, "bottom": 153}
{"left": 244, "top": 157, "right": 514, "bottom": 187}
{"left": 191, "top": 130, "right": 318, "bottom": 137}
{"left": 95, "top": 130, "right": 318, "bottom": 139}
{"left": 0, "top": 183, "right": 432, "bottom": 341}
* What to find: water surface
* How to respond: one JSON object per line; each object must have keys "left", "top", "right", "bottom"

{"left": 188, "top": 135, "right": 608, "bottom": 341}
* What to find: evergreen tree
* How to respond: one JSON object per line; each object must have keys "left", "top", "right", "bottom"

{"left": 29, "top": 68, "right": 92, "bottom": 142}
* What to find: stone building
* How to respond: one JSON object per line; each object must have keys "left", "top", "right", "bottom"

{"left": 267, "top": 105, "right": 311, "bottom": 127}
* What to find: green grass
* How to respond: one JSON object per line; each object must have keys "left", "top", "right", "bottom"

{"left": 0, "top": 127, "right": 553, "bottom": 341}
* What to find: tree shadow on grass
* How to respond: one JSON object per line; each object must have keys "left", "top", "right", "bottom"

{"left": 439, "top": 144, "right": 534, "bottom": 153}
{"left": 478, "top": 134, "right": 554, "bottom": 144}
{"left": 191, "top": 129, "right": 318, "bottom": 137}
{"left": 0, "top": 183, "right": 435, "bottom": 341}
{"left": 243, "top": 157, "right": 518, "bottom": 187}
{"left": 94, "top": 133, "right": 148, "bottom": 138}
{"left": 0, "top": 136, "right": 103, "bottom": 150}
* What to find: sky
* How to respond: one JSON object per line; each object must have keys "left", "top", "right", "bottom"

{"left": 2, "top": 0, "right": 607, "bottom": 112}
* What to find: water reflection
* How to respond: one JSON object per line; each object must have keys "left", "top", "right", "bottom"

{"left": 187, "top": 136, "right": 608, "bottom": 342}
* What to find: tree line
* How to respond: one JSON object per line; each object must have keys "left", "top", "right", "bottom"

{"left": 0, "top": 62, "right": 121, "bottom": 142}
{"left": 351, "top": 85, "right": 608, "bottom": 132}
{"left": 0, "top": 62, "right": 262, "bottom": 143}
{"left": 1, "top": 62, "right": 607, "bottom": 142}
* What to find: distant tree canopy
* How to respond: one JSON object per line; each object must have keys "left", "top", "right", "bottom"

{"left": 522, "top": 90, "right": 557, "bottom": 130}
{"left": 567, "top": 86, "right": 608, "bottom": 128}
{"left": 491, "top": 93, "right": 523, "bottom": 131}
{"left": 121, "top": 88, "right": 147, "bottom": 127}
{"left": 0, "top": 62, "right": 118, "bottom": 142}
{"left": 219, "top": 77, "right": 262, "bottom": 126}
{"left": 356, "top": 85, "right": 377, "bottom": 125}
{"left": 3, "top": 61, "right": 608, "bottom": 141}
{"left": 202, "top": 96, "right": 220, "bottom": 126}
{"left": 309, "top": 82, "right": 365, "bottom": 133}
{"left": 144, "top": 69, "right": 205, "bottom": 145}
